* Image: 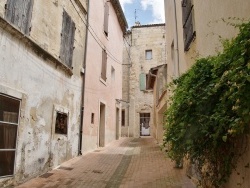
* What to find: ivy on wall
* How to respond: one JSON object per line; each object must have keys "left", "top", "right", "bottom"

{"left": 164, "top": 21, "right": 250, "bottom": 187}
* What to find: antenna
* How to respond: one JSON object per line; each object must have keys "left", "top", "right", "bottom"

{"left": 134, "top": 9, "right": 141, "bottom": 26}
{"left": 135, "top": 9, "right": 137, "bottom": 23}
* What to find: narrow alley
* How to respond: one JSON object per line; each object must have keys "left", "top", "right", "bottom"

{"left": 16, "top": 137, "right": 195, "bottom": 188}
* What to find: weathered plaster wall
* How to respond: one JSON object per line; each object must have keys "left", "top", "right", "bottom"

{"left": 0, "top": 0, "right": 87, "bottom": 185}
{"left": 82, "top": 0, "right": 123, "bottom": 153}
{"left": 122, "top": 25, "right": 166, "bottom": 138}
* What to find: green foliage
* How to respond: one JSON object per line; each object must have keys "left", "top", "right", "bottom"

{"left": 164, "top": 21, "right": 250, "bottom": 187}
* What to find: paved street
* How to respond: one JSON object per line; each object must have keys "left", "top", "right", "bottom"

{"left": 16, "top": 137, "right": 195, "bottom": 188}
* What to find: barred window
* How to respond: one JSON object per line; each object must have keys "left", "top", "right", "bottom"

{"left": 55, "top": 112, "right": 68, "bottom": 135}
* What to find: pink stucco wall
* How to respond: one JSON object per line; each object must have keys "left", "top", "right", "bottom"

{"left": 82, "top": 0, "right": 124, "bottom": 153}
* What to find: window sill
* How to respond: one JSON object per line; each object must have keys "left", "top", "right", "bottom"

{"left": 0, "top": 16, "right": 73, "bottom": 76}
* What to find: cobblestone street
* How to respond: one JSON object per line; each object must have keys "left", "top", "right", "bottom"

{"left": 16, "top": 137, "right": 195, "bottom": 188}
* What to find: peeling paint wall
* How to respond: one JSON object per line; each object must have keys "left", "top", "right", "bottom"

{"left": 122, "top": 25, "right": 166, "bottom": 138}
{"left": 0, "top": 0, "right": 87, "bottom": 186}
{"left": 81, "top": 0, "right": 123, "bottom": 153}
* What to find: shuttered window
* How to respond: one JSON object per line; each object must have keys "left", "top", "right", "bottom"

{"left": 140, "top": 73, "right": 146, "bottom": 91}
{"left": 104, "top": 2, "right": 109, "bottom": 36}
{"left": 101, "top": 50, "right": 107, "bottom": 81}
{"left": 182, "top": 0, "right": 195, "bottom": 51}
{"left": 60, "top": 10, "right": 76, "bottom": 67}
{"left": 5, "top": 0, "right": 34, "bottom": 35}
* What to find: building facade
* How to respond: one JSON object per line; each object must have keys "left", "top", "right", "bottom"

{"left": 81, "top": 0, "right": 127, "bottom": 153}
{"left": 0, "top": 0, "right": 88, "bottom": 186}
{"left": 122, "top": 24, "right": 166, "bottom": 138}
{"left": 164, "top": 0, "right": 250, "bottom": 187}
{"left": 146, "top": 64, "right": 167, "bottom": 144}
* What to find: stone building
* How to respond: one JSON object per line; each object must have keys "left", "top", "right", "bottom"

{"left": 81, "top": 0, "right": 127, "bottom": 153}
{"left": 0, "top": 0, "right": 87, "bottom": 186}
{"left": 122, "top": 24, "right": 166, "bottom": 138}
{"left": 164, "top": 0, "right": 250, "bottom": 187}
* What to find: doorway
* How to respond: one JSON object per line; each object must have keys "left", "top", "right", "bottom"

{"left": 140, "top": 113, "right": 150, "bottom": 136}
{"left": 99, "top": 103, "right": 106, "bottom": 147}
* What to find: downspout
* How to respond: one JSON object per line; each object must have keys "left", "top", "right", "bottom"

{"left": 78, "top": 0, "right": 90, "bottom": 155}
{"left": 173, "top": 0, "right": 180, "bottom": 77}
{"left": 127, "top": 32, "right": 131, "bottom": 137}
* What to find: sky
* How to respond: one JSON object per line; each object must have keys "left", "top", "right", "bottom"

{"left": 119, "top": 0, "right": 165, "bottom": 29}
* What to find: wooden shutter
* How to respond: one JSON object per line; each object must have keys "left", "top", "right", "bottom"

{"left": 101, "top": 50, "right": 107, "bottom": 81}
{"left": 140, "top": 73, "right": 146, "bottom": 91}
{"left": 5, "top": 0, "right": 34, "bottom": 34}
{"left": 104, "top": 2, "right": 109, "bottom": 36}
{"left": 182, "top": 0, "right": 195, "bottom": 51}
{"left": 60, "top": 10, "right": 75, "bottom": 67}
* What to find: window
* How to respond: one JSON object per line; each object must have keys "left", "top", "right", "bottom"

{"left": 5, "top": 0, "right": 34, "bottom": 34}
{"left": 145, "top": 50, "right": 152, "bottom": 60}
{"left": 182, "top": 0, "right": 196, "bottom": 51}
{"left": 111, "top": 66, "right": 115, "bottom": 81}
{"left": 139, "top": 73, "right": 146, "bottom": 91}
{"left": 0, "top": 94, "right": 20, "bottom": 177}
{"left": 101, "top": 49, "right": 107, "bottom": 81}
{"left": 104, "top": 2, "right": 109, "bottom": 36}
{"left": 122, "top": 110, "right": 125, "bottom": 126}
{"left": 60, "top": 10, "right": 76, "bottom": 67}
{"left": 55, "top": 112, "right": 68, "bottom": 135}
{"left": 91, "top": 113, "right": 94, "bottom": 124}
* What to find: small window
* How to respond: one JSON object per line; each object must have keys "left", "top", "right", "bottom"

{"left": 91, "top": 113, "right": 94, "bottom": 124}
{"left": 5, "top": 0, "right": 34, "bottom": 34}
{"left": 55, "top": 112, "right": 68, "bottom": 135}
{"left": 111, "top": 66, "right": 115, "bottom": 81}
{"left": 145, "top": 50, "right": 152, "bottom": 60}
{"left": 104, "top": 2, "right": 109, "bottom": 36}
{"left": 101, "top": 50, "right": 107, "bottom": 81}
{"left": 60, "top": 10, "right": 76, "bottom": 67}
{"left": 122, "top": 110, "right": 125, "bottom": 126}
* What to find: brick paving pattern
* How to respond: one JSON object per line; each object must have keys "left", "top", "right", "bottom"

{"left": 16, "top": 137, "right": 195, "bottom": 188}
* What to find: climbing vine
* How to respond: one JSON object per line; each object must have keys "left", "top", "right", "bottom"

{"left": 164, "top": 21, "right": 250, "bottom": 187}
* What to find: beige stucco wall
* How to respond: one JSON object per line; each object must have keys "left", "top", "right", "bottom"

{"left": 0, "top": 0, "right": 87, "bottom": 186}
{"left": 165, "top": 0, "right": 250, "bottom": 187}
{"left": 122, "top": 25, "right": 166, "bottom": 138}
{"left": 81, "top": 0, "right": 124, "bottom": 153}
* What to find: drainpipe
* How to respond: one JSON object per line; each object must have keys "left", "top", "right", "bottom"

{"left": 173, "top": 0, "right": 180, "bottom": 77}
{"left": 127, "top": 30, "right": 133, "bottom": 137}
{"left": 78, "top": 0, "right": 90, "bottom": 156}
